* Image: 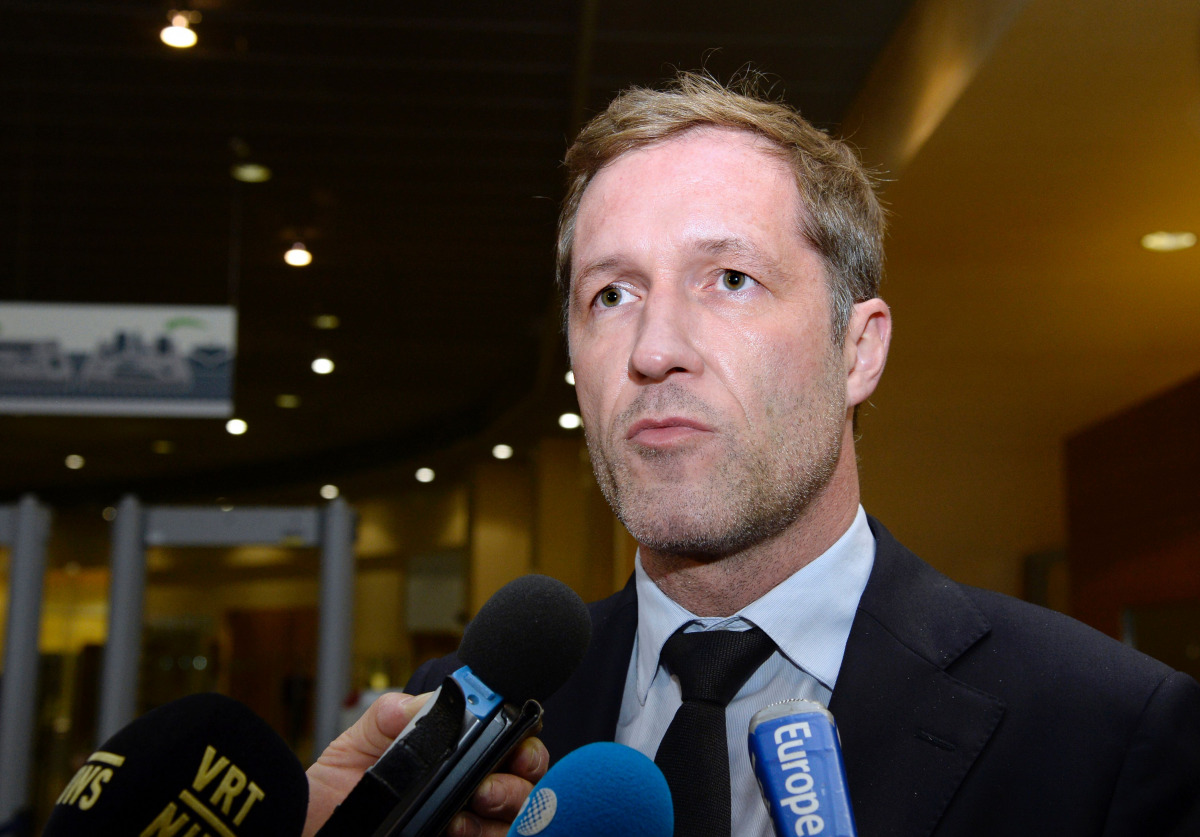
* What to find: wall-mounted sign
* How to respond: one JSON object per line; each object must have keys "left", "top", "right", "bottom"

{"left": 0, "top": 303, "right": 236, "bottom": 417}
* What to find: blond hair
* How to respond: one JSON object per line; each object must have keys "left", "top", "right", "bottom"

{"left": 557, "top": 71, "right": 884, "bottom": 341}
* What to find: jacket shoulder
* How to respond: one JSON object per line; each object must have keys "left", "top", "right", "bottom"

{"left": 845, "top": 517, "right": 1200, "bottom": 835}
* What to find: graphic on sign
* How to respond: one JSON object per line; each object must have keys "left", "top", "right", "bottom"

{"left": 0, "top": 303, "right": 236, "bottom": 417}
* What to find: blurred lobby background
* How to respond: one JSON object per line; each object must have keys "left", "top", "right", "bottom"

{"left": 2, "top": 0, "right": 1199, "bottom": 830}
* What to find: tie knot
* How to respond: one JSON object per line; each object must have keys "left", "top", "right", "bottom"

{"left": 659, "top": 626, "right": 776, "bottom": 706}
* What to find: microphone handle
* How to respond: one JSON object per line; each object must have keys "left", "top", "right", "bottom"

{"left": 394, "top": 698, "right": 542, "bottom": 837}
{"left": 317, "top": 668, "right": 543, "bottom": 837}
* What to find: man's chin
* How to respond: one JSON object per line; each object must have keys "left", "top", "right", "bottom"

{"left": 622, "top": 510, "right": 754, "bottom": 561}
{"left": 617, "top": 486, "right": 807, "bottom": 561}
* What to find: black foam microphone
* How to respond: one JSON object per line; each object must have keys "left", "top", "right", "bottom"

{"left": 43, "top": 692, "right": 308, "bottom": 836}
{"left": 316, "top": 574, "right": 591, "bottom": 837}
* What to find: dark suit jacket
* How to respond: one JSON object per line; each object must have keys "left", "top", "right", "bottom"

{"left": 408, "top": 518, "right": 1200, "bottom": 836}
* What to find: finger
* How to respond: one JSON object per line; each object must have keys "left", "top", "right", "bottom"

{"left": 324, "top": 691, "right": 430, "bottom": 769}
{"left": 468, "top": 772, "right": 534, "bottom": 821}
{"left": 447, "top": 810, "right": 525, "bottom": 837}
{"left": 447, "top": 811, "right": 482, "bottom": 837}
{"left": 504, "top": 736, "right": 548, "bottom": 784}
{"left": 355, "top": 691, "right": 431, "bottom": 756}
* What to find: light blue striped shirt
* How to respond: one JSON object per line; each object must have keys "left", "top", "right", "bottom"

{"left": 614, "top": 506, "right": 875, "bottom": 837}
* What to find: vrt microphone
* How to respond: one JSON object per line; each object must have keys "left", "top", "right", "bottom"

{"left": 507, "top": 742, "right": 673, "bottom": 837}
{"left": 748, "top": 699, "right": 857, "bottom": 837}
{"left": 43, "top": 692, "right": 308, "bottom": 837}
{"left": 317, "top": 574, "right": 591, "bottom": 837}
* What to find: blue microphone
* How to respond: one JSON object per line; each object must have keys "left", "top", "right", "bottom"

{"left": 748, "top": 700, "right": 857, "bottom": 837}
{"left": 507, "top": 743, "right": 672, "bottom": 837}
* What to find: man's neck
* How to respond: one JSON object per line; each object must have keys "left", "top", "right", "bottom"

{"left": 639, "top": 472, "right": 861, "bottom": 617}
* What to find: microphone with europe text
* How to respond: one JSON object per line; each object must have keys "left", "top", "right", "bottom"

{"left": 748, "top": 699, "right": 858, "bottom": 837}
{"left": 43, "top": 692, "right": 308, "bottom": 837}
{"left": 316, "top": 574, "right": 591, "bottom": 837}
{"left": 506, "top": 742, "right": 672, "bottom": 837}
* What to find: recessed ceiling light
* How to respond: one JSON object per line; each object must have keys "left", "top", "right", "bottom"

{"left": 284, "top": 241, "right": 312, "bottom": 267}
{"left": 565, "top": 370, "right": 575, "bottom": 386}
{"left": 1141, "top": 231, "right": 1196, "bottom": 252}
{"left": 275, "top": 394, "right": 301, "bottom": 408}
{"left": 492, "top": 444, "right": 514, "bottom": 460}
{"left": 415, "top": 467, "right": 435, "bottom": 483}
{"left": 312, "top": 357, "right": 334, "bottom": 375}
{"left": 230, "top": 162, "right": 271, "bottom": 183}
{"left": 225, "top": 418, "right": 248, "bottom": 435}
{"left": 160, "top": 11, "right": 198, "bottom": 48}
{"left": 320, "top": 484, "right": 339, "bottom": 499}
{"left": 65, "top": 454, "right": 85, "bottom": 469}
{"left": 558, "top": 412, "right": 582, "bottom": 430}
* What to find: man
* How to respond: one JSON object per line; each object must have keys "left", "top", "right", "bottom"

{"left": 306, "top": 74, "right": 1200, "bottom": 836}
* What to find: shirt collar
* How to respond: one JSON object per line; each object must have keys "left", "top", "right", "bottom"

{"left": 632, "top": 505, "right": 876, "bottom": 702}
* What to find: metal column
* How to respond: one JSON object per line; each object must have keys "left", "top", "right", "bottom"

{"left": 0, "top": 494, "right": 52, "bottom": 831}
{"left": 95, "top": 495, "right": 147, "bottom": 743}
{"left": 312, "top": 497, "right": 356, "bottom": 759}
{"left": 94, "top": 498, "right": 357, "bottom": 756}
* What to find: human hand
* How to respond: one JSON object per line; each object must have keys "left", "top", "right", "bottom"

{"left": 303, "top": 691, "right": 549, "bottom": 837}
{"left": 304, "top": 691, "right": 431, "bottom": 836}
{"left": 446, "top": 733, "right": 548, "bottom": 837}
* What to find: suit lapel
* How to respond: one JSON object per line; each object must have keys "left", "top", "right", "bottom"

{"left": 542, "top": 524, "right": 1006, "bottom": 834}
{"left": 830, "top": 519, "right": 1006, "bottom": 837}
{"left": 540, "top": 579, "right": 638, "bottom": 763}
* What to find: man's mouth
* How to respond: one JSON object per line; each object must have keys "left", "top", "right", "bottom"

{"left": 626, "top": 417, "right": 713, "bottom": 446}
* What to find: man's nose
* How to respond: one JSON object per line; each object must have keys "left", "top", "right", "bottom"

{"left": 628, "top": 292, "right": 703, "bottom": 382}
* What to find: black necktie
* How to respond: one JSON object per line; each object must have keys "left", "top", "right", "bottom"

{"left": 653, "top": 626, "right": 777, "bottom": 837}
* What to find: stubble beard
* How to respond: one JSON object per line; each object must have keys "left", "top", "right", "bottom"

{"left": 584, "top": 357, "right": 847, "bottom": 561}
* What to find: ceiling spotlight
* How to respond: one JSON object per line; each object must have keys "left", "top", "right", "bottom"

{"left": 1141, "top": 231, "right": 1196, "bottom": 252}
{"left": 225, "top": 418, "right": 248, "bottom": 435}
{"left": 492, "top": 444, "right": 514, "bottom": 460}
{"left": 65, "top": 454, "right": 85, "bottom": 470}
{"left": 312, "top": 357, "right": 334, "bottom": 375}
{"left": 284, "top": 241, "right": 312, "bottom": 267}
{"left": 160, "top": 11, "right": 199, "bottom": 48}
{"left": 320, "top": 484, "right": 340, "bottom": 500}
{"left": 275, "top": 394, "right": 301, "bottom": 408}
{"left": 558, "top": 412, "right": 582, "bottom": 430}
{"left": 415, "top": 467, "right": 435, "bottom": 483}
{"left": 231, "top": 162, "right": 272, "bottom": 183}
{"left": 565, "top": 370, "right": 575, "bottom": 386}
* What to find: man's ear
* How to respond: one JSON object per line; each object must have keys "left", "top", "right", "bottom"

{"left": 844, "top": 298, "right": 891, "bottom": 408}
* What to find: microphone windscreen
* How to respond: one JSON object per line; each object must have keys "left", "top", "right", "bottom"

{"left": 44, "top": 692, "right": 307, "bottom": 837}
{"left": 458, "top": 574, "right": 591, "bottom": 703}
{"left": 507, "top": 742, "right": 673, "bottom": 837}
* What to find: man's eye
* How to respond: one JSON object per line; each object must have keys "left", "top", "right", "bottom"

{"left": 597, "top": 286, "right": 630, "bottom": 308}
{"left": 719, "top": 269, "right": 755, "bottom": 291}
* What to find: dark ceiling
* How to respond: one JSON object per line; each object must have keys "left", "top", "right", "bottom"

{"left": 1, "top": 0, "right": 912, "bottom": 505}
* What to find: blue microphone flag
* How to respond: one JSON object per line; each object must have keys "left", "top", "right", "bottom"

{"left": 748, "top": 699, "right": 857, "bottom": 837}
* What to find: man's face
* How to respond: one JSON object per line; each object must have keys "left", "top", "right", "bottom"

{"left": 567, "top": 127, "right": 851, "bottom": 558}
